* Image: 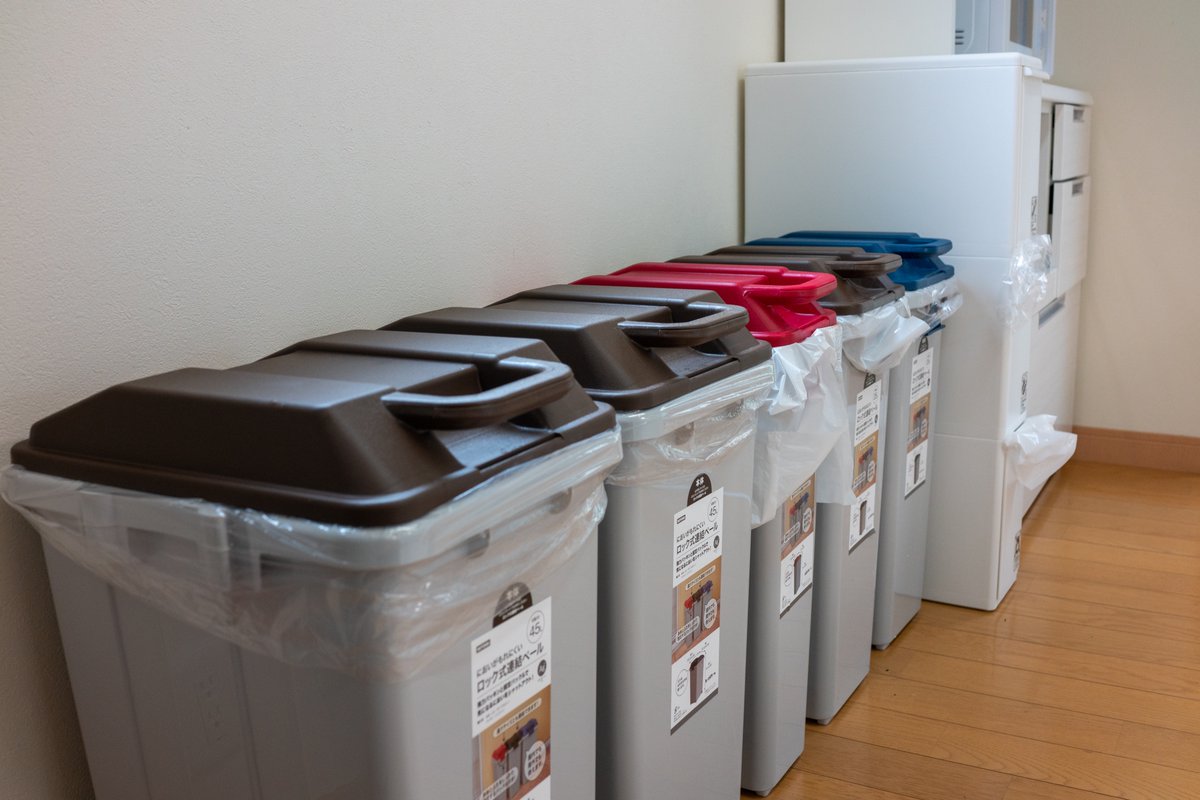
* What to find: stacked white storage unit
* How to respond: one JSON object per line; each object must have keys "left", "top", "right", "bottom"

{"left": 1030, "top": 84, "right": 1092, "bottom": 429}
{"left": 744, "top": 54, "right": 1089, "bottom": 611}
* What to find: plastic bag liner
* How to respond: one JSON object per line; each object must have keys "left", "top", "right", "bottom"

{"left": 1002, "top": 235, "right": 1053, "bottom": 326}
{"left": 751, "top": 326, "right": 848, "bottom": 526}
{"left": 1, "top": 427, "right": 623, "bottom": 683}
{"left": 835, "top": 299, "right": 930, "bottom": 375}
{"left": 607, "top": 361, "right": 774, "bottom": 486}
{"left": 813, "top": 305, "right": 927, "bottom": 506}
{"left": 1003, "top": 414, "right": 1078, "bottom": 489}
{"left": 903, "top": 275, "right": 964, "bottom": 327}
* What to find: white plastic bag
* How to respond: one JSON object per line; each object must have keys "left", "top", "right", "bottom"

{"left": 836, "top": 300, "right": 930, "bottom": 374}
{"left": 751, "top": 326, "right": 847, "bottom": 525}
{"left": 903, "top": 275, "right": 964, "bottom": 326}
{"left": 1003, "top": 414, "right": 1077, "bottom": 489}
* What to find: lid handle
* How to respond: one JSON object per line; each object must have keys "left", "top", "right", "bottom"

{"left": 741, "top": 272, "right": 838, "bottom": 302}
{"left": 381, "top": 356, "right": 574, "bottom": 429}
{"left": 617, "top": 302, "right": 749, "bottom": 347}
{"left": 817, "top": 254, "right": 901, "bottom": 276}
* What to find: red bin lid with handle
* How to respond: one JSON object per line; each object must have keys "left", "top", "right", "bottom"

{"left": 575, "top": 263, "right": 837, "bottom": 347}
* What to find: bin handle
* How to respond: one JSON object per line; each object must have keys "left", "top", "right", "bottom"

{"left": 617, "top": 303, "right": 749, "bottom": 347}
{"left": 381, "top": 357, "right": 574, "bottom": 429}
{"left": 817, "top": 254, "right": 902, "bottom": 277}
{"left": 690, "top": 250, "right": 902, "bottom": 276}
{"left": 741, "top": 272, "right": 838, "bottom": 302}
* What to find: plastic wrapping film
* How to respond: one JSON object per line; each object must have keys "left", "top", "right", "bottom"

{"left": 835, "top": 299, "right": 930, "bottom": 375}
{"left": 607, "top": 361, "right": 774, "bottom": 486}
{"left": 1002, "top": 235, "right": 1053, "bottom": 326}
{"left": 750, "top": 326, "right": 848, "bottom": 526}
{"left": 903, "top": 275, "right": 964, "bottom": 327}
{"left": 1, "top": 427, "right": 623, "bottom": 683}
{"left": 1003, "top": 414, "right": 1078, "bottom": 489}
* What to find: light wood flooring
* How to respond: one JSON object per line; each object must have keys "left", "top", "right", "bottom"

{"left": 750, "top": 460, "right": 1200, "bottom": 800}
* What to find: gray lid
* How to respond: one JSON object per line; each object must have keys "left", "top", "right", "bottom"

{"left": 11, "top": 330, "right": 615, "bottom": 526}
{"left": 385, "top": 284, "right": 771, "bottom": 412}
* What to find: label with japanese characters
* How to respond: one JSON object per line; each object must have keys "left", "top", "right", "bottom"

{"left": 780, "top": 476, "right": 816, "bottom": 615}
{"left": 670, "top": 483, "right": 723, "bottom": 731}
{"left": 906, "top": 339, "right": 934, "bottom": 497}
{"left": 471, "top": 597, "right": 552, "bottom": 800}
{"left": 849, "top": 374, "right": 881, "bottom": 552}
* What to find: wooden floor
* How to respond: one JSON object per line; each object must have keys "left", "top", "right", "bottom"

{"left": 750, "top": 460, "right": 1200, "bottom": 800}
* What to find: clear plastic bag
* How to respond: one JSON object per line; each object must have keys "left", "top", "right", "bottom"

{"left": 607, "top": 362, "right": 774, "bottom": 486}
{"left": 1003, "top": 414, "right": 1077, "bottom": 489}
{"left": 751, "top": 326, "right": 848, "bottom": 526}
{"left": 836, "top": 300, "right": 931, "bottom": 375}
{"left": 1001, "top": 235, "right": 1053, "bottom": 326}
{"left": 2, "top": 428, "right": 623, "bottom": 682}
{"left": 903, "top": 275, "right": 964, "bottom": 326}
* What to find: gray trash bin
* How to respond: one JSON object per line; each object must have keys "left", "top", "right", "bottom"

{"left": 874, "top": 266, "right": 961, "bottom": 648}
{"left": 570, "top": 262, "right": 849, "bottom": 794}
{"left": 387, "top": 285, "right": 774, "bottom": 800}
{"left": 2, "top": 329, "right": 622, "bottom": 800}
{"left": 679, "top": 248, "right": 926, "bottom": 724}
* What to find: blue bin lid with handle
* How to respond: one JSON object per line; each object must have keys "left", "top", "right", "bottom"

{"left": 779, "top": 231, "right": 952, "bottom": 257}
{"left": 746, "top": 231, "right": 955, "bottom": 291}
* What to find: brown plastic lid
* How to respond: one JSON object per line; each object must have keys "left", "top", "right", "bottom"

{"left": 672, "top": 246, "right": 906, "bottom": 315}
{"left": 11, "top": 330, "right": 615, "bottom": 526}
{"left": 385, "top": 284, "right": 770, "bottom": 412}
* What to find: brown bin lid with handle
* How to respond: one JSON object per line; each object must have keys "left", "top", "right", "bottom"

{"left": 385, "top": 284, "right": 771, "bottom": 412}
{"left": 10, "top": 329, "right": 615, "bottom": 526}
{"left": 671, "top": 246, "right": 906, "bottom": 315}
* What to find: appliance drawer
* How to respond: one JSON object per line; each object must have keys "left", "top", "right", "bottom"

{"left": 1050, "top": 175, "right": 1090, "bottom": 291}
{"left": 1052, "top": 103, "right": 1091, "bottom": 180}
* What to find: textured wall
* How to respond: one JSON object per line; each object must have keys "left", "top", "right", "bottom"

{"left": 0, "top": 2, "right": 778, "bottom": 794}
{"left": 1055, "top": 0, "right": 1200, "bottom": 436}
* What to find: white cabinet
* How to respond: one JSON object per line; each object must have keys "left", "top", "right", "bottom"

{"left": 1029, "top": 84, "right": 1092, "bottom": 444}
{"left": 1051, "top": 102, "right": 1091, "bottom": 181}
{"left": 744, "top": 55, "right": 1092, "bottom": 610}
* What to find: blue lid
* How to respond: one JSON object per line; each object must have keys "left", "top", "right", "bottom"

{"left": 890, "top": 261, "right": 955, "bottom": 290}
{"left": 780, "top": 231, "right": 953, "bottom": 257}
{"left": 745, "top": 233, "right": 955, "bottom": 291}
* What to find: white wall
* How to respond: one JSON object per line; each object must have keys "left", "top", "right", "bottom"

{"left": 1055, "top": 0, "right": 1200, "bottom": 437}
{"left": 0, "top": 2, "right": 779, "bottom": 795}
{"left": 784, "top": 0, "right": 954, "bottom": 60}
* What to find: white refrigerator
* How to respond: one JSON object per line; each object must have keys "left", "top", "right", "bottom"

{"left": 745, "top": 53, "right": 1086, "bottom": 611}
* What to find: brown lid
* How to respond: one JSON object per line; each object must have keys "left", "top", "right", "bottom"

{"left": 385, "top": 284, "right": 771, "bottom": 412}
{"left": 670, "top": 247, "right": 906, "bottom": 315}
{"left": 11, "top": 330, "right": 615, "bottom": 526}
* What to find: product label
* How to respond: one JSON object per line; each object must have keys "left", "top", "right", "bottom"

{"left": 471, "top": 597, "right": 552, "bottom": 800}
{"left": 780, "top": 476, "right": 816, "bottom": 615}
{"left": 849, "top": 375, "right": 881, "bottom": 552}
{"left": 905, "top": 341, "right": 934, "bottom": 497}
{"left": 670, "top": 485, "right": 723, "bottom": 731}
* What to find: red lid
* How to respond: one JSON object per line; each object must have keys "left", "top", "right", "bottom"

{"left": 575, "top": 263, "right": 837, "bottom": 347}
{"left": 492, "top": 744, "right": 508, "bottom": 761}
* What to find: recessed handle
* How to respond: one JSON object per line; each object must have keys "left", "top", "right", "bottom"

{"left": 617, "top": 303, "right": 748, "bottom": 347}
{"left": 381, "top": 357, "right": 574, "bottom": 429}
{"left": 741, "top": 272, "right": 837, "bottom": 302}
{"left": 818, "top": 255, "right": 900, "bottom": 277}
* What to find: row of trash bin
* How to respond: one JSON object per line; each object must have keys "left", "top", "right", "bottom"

{"left": 3, "top": 232, "right": 963, "bottom": 800}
